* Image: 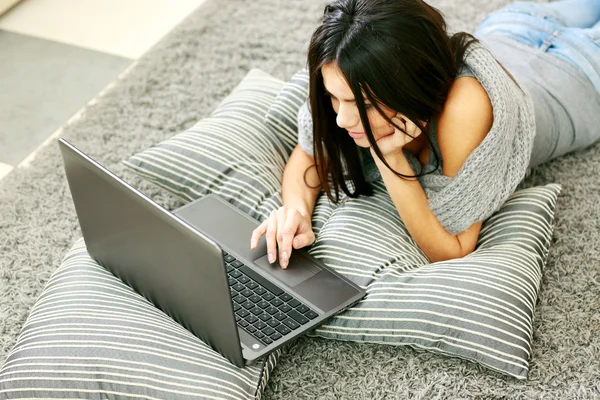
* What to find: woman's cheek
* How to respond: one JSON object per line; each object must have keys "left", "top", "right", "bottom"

{"left": 371, "top": 121, "right": 393, "bottom": 140}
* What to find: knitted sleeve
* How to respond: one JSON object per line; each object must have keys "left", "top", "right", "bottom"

{"left": 422, "top": 42, "right": 536, "bottom": 235}
{"left": 297, "top": 101, "right": 314, "bottom": 156}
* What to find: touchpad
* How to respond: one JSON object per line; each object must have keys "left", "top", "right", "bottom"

{"left": 253, "top": 253, "right": 320, "bottom": 287}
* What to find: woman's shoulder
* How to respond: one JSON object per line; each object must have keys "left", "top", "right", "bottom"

{"left": 435, "top": 75, "right": 493, "bottom": 177}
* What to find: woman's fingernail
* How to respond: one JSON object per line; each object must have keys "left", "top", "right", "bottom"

{"left": 268, "top": 253, "right": 275, "bottom": 263}
{"left": 250, "top": 240, "right": 256, "bottom": 249}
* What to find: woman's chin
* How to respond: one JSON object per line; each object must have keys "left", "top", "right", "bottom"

{"left": 355, "top": 140, "right": 371, "bottom": 149}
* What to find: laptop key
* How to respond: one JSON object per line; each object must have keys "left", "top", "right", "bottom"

{"left": 233, "top": 283, "right": 245, "bottom": 292}
{"left": 247, "top": 281, "right": 258, "bottom": 290}
{"left": 270, "top": 332, "right": 282, "bottom": 341}
{"left": 249, "top": 306, "right": 263, "bottom": 315}
{"left": 249, "top": 294, "right": 261, "bottom": 303}
{"left": 279, "top": 293, "right": 292, "bottom": 302}
{"left": 262, "top": 292, "right": 275, "bottom": 301}
{"left": 254, "top": 287, "right": 267, "bottom": 295}
{"left": 229, "top": 270, "right": 242, "bottom": 279}
{"left": 233, "top": 303, "right": 241, "bottom": 312}
{"left": 261, "top": 337, "right": 273, "bottom": 345}
{"left": 288, "top": 310, "right": 309, "bottom": 325}
{"left": 283, "top": 318, "right": 300, "bottom": 330}
{"left": 255, "top": 331, "right": 265, "bottom": 338}
{"left": 254, "top": 321, "right": 267, "bottom": 330}
{"left": 305, "top": 311, "right": 318, "bottom": 320}
{"left": 275, "top": 324, "right": 292, "bottom": 336}
{"left": 257, "top": 300, "right": 270, "bottom": 309}
{"left": 231, "top": 260, "right": 244, "bottom": 268}
{"left": 288, "top": 299, "right": 301, "bottom": 308}
{"left": 228, "top": 277, "right": 236, "bottom": 286}
{"left": 267, "top": 318, "right": 280, "bottom": 328}
{"left": 239, "top": 320, "right": 249, "bottom": 327}
{"left": 296, "top": 304, "right": 310, "bottom": 314}
{"left": 241, "top": 289, "right": 253, "bottom": 297}
{"left": 245, "top": 315, "right": 258, "bottom": 324}
{"left": 262, "top": 327, "right": 275, "bottom": 336}
{"left": 280, "top": 304, "right": 292, "bottom": 313}
{"left": 246, "top": 325, "right": 257, "bottom": 333}
{"left": 238, "top": 275, "right": 250, "bottom": 284}
{"left": 238, "top": 265, "right": 284, "bottom": 296}
{"left": 237, "top": 309, "right": 250, "bottom": 318}
{"left": 265, "top": 306, "right": 278, "bottom": 315}
{"left": 274, "top": 312, "right": 287, "bottom": 321}
{"left": 224, "top": 255, "right": 235, "bottom": 263}
{"left": 270, "top": 298, "right": 283, "bottom": 307}
{"left": 259, "top": 313, "right": 271, "bottom": 322}
{"left": 226, "top": 264, "right": 234, "bottom": 273}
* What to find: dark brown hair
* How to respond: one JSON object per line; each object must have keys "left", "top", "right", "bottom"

{"left": 305, "top": 0, "right": 479, "bottom": 203}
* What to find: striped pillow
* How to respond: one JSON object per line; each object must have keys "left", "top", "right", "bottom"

{"left": 303, "top": 181, "right": 561, "bottom": 379}
{"left": 0, "top": 239, "right": 281, "bottom": 399}
{"left": 123, "top": 68, "right": 296, "bottom": 219}
{"left": 263, "top": 68, "right": 309, "bottom": 144}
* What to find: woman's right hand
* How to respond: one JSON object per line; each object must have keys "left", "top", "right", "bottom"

{"left": 250, "top": 206, "right": 315, "bottom": 269}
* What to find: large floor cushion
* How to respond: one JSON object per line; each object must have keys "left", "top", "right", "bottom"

{"left": 0, "top": 239, "right": 280, "bottom": 399}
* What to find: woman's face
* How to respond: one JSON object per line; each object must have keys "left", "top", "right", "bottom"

{"left": 321, "top": 62, "right": 396, "bottom": 148}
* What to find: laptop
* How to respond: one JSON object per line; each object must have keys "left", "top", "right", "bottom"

{"left": 58, "top": 138, "right": 366, "bottom": 368}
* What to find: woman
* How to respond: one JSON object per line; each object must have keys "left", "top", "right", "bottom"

{"left": 250, "top": 0, "right": 600, "bottom": 266}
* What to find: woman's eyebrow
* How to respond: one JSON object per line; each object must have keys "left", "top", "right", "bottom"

{"left": 323, "top": 88, "right": 355, "bottom": 102}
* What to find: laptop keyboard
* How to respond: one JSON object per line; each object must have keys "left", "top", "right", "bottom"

{"left": 223, "top": 251, "right": 319, "bottom": 346}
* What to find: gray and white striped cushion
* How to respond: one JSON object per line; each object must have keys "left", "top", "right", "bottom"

{"left": 123, "top": 68, "right": 295, "bottom": 220}
{"left": 303, "top": 181, "right": 561, "bottom": 379}
{"left": 0, "top": 239, "right": 280, "bottom": 399}
{"left": 263, "top": 68, "right": 309, "bottom": 144}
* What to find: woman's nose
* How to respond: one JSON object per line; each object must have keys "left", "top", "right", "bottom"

{"left": 336, "top": 103, "right": 359, "bottom": 130}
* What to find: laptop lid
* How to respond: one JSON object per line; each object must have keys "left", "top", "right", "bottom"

{"left": 58, "top": 138, "right": 245, "bottom": 367}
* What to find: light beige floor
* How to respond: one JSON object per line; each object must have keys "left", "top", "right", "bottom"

{"left": 0, "top": 0, "right": 207, "bottom": 182}
{"left": 0, "top": 0, "right": 206, "bottom": 58}
{"left": 0, "top": 161, "right": 12, "bottom": 180}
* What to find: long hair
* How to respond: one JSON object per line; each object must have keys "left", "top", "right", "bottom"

{"left": 305, "top": 0, "right": 478, "bottom": 203}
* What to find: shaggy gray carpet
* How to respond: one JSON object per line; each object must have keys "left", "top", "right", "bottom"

{"left": 1, "top": 0, "right": 599, "bottom": 398}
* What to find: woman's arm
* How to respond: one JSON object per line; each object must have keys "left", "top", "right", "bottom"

{"left": 281, "top": 144, "right": 322, "bottom": 218}
{"left": 376, "top": 153, "right": 481, "bottom": 263}
{"left": 373, "top": 77, "right": 492, "bottom": 262}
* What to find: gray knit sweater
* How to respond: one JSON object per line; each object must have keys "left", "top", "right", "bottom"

{"left": 297, "top": 42, "right": 536, "bottom": 235}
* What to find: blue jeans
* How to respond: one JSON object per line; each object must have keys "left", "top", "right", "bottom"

{"left": 474, "top": 0, "right": 600, "bottom": 93}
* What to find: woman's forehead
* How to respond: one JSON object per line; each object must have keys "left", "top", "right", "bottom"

{"left": 322, "top": 63, "right": 356, "bottom": 101}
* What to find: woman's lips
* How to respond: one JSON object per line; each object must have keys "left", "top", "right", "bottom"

{"left": 348, "top": 131, "right": 365, "bottom": 139}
